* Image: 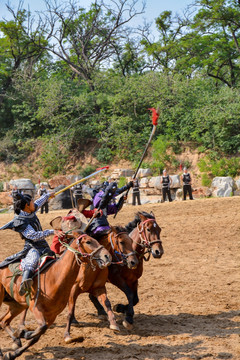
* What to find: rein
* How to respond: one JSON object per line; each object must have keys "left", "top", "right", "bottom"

{"left": 109, "top": 231, "right": 135, "bottom": 265}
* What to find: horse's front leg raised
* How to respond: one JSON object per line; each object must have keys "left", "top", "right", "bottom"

{"left": 92, "top": 288, "right": 120, "bottom": 332}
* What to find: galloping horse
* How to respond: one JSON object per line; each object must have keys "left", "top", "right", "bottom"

{"left": 0, "top": 232, "right": 111, "bottom": 360}
{"left": 89, "top": 211, "right": 164, "bottom": 329}
{"left": 66, "top": 225, "right": 139, "bottom": 338}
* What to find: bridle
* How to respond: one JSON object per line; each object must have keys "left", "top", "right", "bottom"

{"left": 109, "top": 231, "right": 135, "bottom": 266}
{"left": 136, "top": 218, "right": 162, "bottom": 261}
{"left": 58, "top": 233, "right": 105, "bottom": 271}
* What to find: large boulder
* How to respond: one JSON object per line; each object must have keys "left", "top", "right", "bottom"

{"left": 139, "top": 177, "right": 149, "bottom": 188}
{"left": 49, "top": 185, "right": 72, "bottom": 210}
{"left": 137, "top": 168, "right": 152, "bottom": 178}
{"left": 211, "top": 177, "right": 234, "bottom": 197}
{"left": 170, "top": 175, "right": 181, "bottom": 188}
{"left": 9, "top": 178, "right": 36, "bottom": 197}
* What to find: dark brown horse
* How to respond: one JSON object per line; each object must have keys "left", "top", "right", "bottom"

{"left": 89, "top": 211, "right": 164, "bottom": 329}
{"left": 66, "top": 225, "right": 139, "bottom": 337}
{"left": 0, "top": 232, "right": 111, "bottom": 360}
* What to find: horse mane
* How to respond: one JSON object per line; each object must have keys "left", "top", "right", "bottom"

{"left": 112, "top": 225, "right": 127, "bottom": 233}
{"left": 125, "top": 211, "right": 155, "bottom": 234}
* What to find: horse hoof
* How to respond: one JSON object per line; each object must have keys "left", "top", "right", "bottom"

{"left": 122, "top": 320, "right": 133, "bottom": 330}
{"left": 64, "top": 336, "right": 73, "bottom": 344}
{"left": 110, "top": 324, "right": 120, "bottom": 332}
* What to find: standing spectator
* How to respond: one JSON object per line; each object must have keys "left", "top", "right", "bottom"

{"left": 181, "top": 167, "right": 194, "bottom": 200}
{"left": 161, "top": 169, "right": 172, "bottom": 202}
{"left": 38, "top": 184, "right": 49, "bottom": 213}
{"left": 72, "top": 183, "right": 83, "bottom": 208}
{"left": 132, "top": 177, "right": 141, "bottom": 205}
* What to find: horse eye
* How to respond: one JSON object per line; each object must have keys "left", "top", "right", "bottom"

{"left": 147, "top": 228, "right": 151, "bottom": 232}
{"left": 119, "top": 241, "right": 124, "bottom": 245}
{"left": 86, "top": 241, "right": 91, "bottom": 245}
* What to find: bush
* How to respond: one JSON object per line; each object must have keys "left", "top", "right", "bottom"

{"left": 201, "top": 173, "right": 212, "bottom": 187}
{"left": 80, "top": 165, "right": 96, "bottom": 178}
{"left": 198, "top": 156, "right": 240, "bottom": 178}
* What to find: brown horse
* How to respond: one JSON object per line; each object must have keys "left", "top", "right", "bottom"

{"left": 89, "top": 211, "right": 164, "bottom": 329}
{"left": 66, "top": 225, "right": 139, "bottom": 337}
{"left": 0, "top": 232, "right": 111, "bottom": 360}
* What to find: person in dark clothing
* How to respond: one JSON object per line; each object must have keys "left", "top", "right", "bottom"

{"left": 82, "top": 180, "right": 133, "bottom": 239}
{"left": 71, "top": 183, "right": 83, "bottom": 208}
{"left": 38, "top": 184, "right": 49, "bottom": 213}
{"left": 0, "top": 192, "right": 56, "bottom": 295}
{"left": 181, "top": 167, "right": 194, "bottom": 200}
{"left": 161, "top": 169, "right": 173, "bottom": 202}
{"left": 132, "top": 178, "right": 141, "bottom": 205}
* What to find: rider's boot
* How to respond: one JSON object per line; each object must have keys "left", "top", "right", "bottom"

{"left": 19, "top": 270, "right": 34, "bottom": 296}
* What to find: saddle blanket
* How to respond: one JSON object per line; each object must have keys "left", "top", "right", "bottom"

{"left": 8, "top": 255, "right": 56, "bottom": 277}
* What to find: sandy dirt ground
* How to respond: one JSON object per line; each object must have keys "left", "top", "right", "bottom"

{"left": 0, "top": 197, "right": 239, "bottom": 360}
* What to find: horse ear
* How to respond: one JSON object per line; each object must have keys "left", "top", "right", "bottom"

{"left": 50, "top": 216, "right": 62, "bottom": 230}
{"left": 138, "top": 212, "right": 146, "bottom": 221}
{"left": 150, "top": 211, "right": 156, "bottom": 219}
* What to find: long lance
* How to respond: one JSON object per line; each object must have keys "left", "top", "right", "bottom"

{"left": 113, "top": 107, "right": 159, "bottom": 218}
{"left": 53, "top": 166, "right": 109, "bottom": 197}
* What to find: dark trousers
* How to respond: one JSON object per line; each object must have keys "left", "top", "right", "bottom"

{"left": 183, "top": 184, "right": 193, "bottom": 200}
{"left": 40, "top": 202, "right": 49, "bottom": 214}
{"left": 162, "top": 187, "right": 172, "bottom": 202}
{"left": 132, "top": 192, "right": 141, "bottom": 205}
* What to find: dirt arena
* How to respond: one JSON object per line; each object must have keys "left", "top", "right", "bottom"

{"left": 0, "top": 197, "right": 239, "bottom": 360}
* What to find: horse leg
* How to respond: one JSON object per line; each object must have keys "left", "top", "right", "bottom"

{"left": 92, "top": 288, "right": 120, "bottom": 332}
{"left": 18, "top": 309, "right": 27, "bottom": 330}
{"left": 88, "top": 293, "right": 107, "bottom": 317}
{"left": 0, "top": 299, "right": 25, "bottom": 350}
{"left": 64, "top": 283, "right": 81, "bottom": 343}
{"left": 3, "top": 307, "right": 49, "bottom": 360}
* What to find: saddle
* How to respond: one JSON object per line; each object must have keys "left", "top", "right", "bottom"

{"left": 8, "top": 255, "right": 56, "bottom": 278}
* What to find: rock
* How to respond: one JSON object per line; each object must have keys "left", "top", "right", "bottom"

{"left": 139, "top": 177, "right": 149, "bottom": 188}
{"left": 175, "top": 188, "right": 183, "bottom": 200}
{"left": 49, "top": 185, "right": 72, "bottom": 210}
{"left": 136, "top": 168, "right": 152, "bottom": 178}
{"left": 170, "top": 175, "right": 181, "bottom": 188}
{"left": 192, "top": 187, "right": 212, "bottom": 198}
{"left": 9, "top": 178, "right": 36, "bottom": 197}
{"left": 211, "top": 177, "right": 234, "bottom": 197}
{"left": 235, "top": 178, "right": 240, "bottom": 190}
{"left": 111, "top": 169, "right": 134, "bottom": 179}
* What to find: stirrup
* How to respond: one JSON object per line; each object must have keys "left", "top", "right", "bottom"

{"left": 19, "top": 279, "right": 33, "bottom": 296}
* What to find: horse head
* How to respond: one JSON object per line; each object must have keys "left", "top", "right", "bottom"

{"left": 130, "top": 211, "right": 164, "bottom": 259}
{"left": 109, "top": 226, "right": 138, "bottom": 269}
{"left": 73, "top": 231, "right": 112, "bottom": 269}
{"left": 50, "top": 212, "right": 112, "bottom": 269}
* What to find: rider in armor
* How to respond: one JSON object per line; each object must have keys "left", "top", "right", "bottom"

{"left": 0, "top": 192, "right": 56, "bottom": 295}
{"left": 82, "top": 179, "right": 133, "bottom": 239}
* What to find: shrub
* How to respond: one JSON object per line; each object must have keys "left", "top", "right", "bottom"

{"left": 201, "top": 173, "right": 212, "bottom": 187}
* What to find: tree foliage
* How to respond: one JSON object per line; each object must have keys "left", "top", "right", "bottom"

{"left": 0, "top": 0, "right": 239, "bottom": 178}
